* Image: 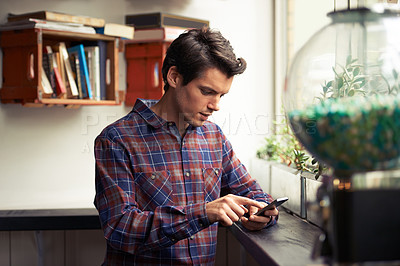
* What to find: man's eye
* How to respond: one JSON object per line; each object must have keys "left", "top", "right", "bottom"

{"left": 201, "top": 89, "right": 212, "bottom": 95}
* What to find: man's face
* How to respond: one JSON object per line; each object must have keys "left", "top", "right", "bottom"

{"left": 174, "top": 67, "right": 233, "bottom": 128}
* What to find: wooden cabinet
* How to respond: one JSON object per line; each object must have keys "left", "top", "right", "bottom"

{"left": 0, "top": 28, "right": 121, "bottom": 107}
{"left": 124, "top": 41, "right": 171, "bottom": 105}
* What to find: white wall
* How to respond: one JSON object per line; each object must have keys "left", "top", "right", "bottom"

{"left": 290, "top": 0, "right": 333, "bottom": 63}
{"left": 0, "top": 0, "right": 274, "bottom": 210}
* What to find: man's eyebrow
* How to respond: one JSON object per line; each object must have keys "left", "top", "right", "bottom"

{"left": 199, "top": 86, "right": 220, "bottom": 94}
{"left": 199, "top": 85, "right": 214, "bottom": 90}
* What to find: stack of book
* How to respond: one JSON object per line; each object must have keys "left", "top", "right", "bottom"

{"left": 124, "top": 12, "right": 209, "bottom": 43}
{"left": 1, "top": 10, "right": 135, "bottom": 39}
{"left": 41, "top": 41, "right": 107, "bottom": 100}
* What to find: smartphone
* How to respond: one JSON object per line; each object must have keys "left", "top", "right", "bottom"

{"left": 252, "top": 197, "right": 289, "bottom": 216}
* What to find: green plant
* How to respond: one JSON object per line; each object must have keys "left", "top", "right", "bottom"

{"left": 293, "top": 150, "right": 309, "bottom": 171}
{"left": 286, "top": 55, "right": 400, "bottom": 173}
{"left": 258, "top": 55, "right": 400, "bottom": 177}
{"left": 256, "top": 115, "right": 324, "bottom": 177}
{"left": 318, "top": 55, "right": 400, "bottom": 102}
{"left": 318, "top": 55, "right": 367, "bottom": 101}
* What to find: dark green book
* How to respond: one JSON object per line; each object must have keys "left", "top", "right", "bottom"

{"left": 125, "top": 12, "right": 209, "bottom": 29}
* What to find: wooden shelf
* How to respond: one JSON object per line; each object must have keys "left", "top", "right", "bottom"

{"left": 17, "top": 99, "right": 120, "bottom": 108}
{"left": 125, "top": 41, "right": 171, "bottom": 105}
{"left": 0, "top": 28, "right": 121, "bottom": 107}
{"left": 40, "top": 98, "right": 118, "bottom": 105}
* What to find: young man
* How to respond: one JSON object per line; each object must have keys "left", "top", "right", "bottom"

{"left": 94, "top": 27, "right": 278, "bottom": 265}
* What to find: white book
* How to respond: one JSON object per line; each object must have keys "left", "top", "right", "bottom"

{"left": 59, "top": 42, "right": 79, "bottom": 97}
{"left": 0, "top": 18, "right": 96, "bottom": 34}
{"left": 125, "top": 26, "right": 187, "bottom": 43}
{"left": 41, "top": 66, "right": 53, "bottom": 95}
{"left": 84, "top": 46, "right": 101, "bottom": 100}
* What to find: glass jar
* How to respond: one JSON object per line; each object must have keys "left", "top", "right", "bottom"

{"left": 284, "top": 6, "right": 400, "bottom": 175}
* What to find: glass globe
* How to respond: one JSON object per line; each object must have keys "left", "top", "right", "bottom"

{"left": 284, "top": 6, "right": 400, "bottom": 175}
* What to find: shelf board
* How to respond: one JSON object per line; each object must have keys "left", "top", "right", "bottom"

{"left": 40, "top": 98, "right": 118, "bottom": 105}
{"left": 15, "top": 98, "right": 121, "bottom": 108}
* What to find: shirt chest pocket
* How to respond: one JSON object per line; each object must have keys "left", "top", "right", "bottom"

{"left": 134, "top": 171, "right": 173, "bottom": 211}
{"left": 203, "top": 168, "right": 222, "bottom": 202}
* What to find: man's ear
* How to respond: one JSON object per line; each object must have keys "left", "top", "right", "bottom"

{"left": 166, "top": 66, "right": 181, "bottom": 89}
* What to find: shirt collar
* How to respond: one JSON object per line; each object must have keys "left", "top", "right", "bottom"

{"left": 132, "top": 98, "right": 166, "bottom": 129}
{"left": 132, "top": 98, "right": 202, "bottom": 134}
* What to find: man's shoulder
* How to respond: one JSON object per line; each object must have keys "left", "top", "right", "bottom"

{"left": 197, "top": 121, "right": 224, "bottom": 137}
{"left": 201, "top": 120, "right": 220, "bottom": 130}
{"left": 97, "top": 111, "right": 143, "bottom": 141}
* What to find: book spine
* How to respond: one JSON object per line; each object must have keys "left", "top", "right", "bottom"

{"left": 90, "top": 46, "right": 101, "bottom": 101}
{"left": 7, "top": 11, "right": 105, "bottom": 28}
{"left": 126, "top": 27, "right": 185, "bottom": 43}
{"left": 98, "top": 41, "right": 107, "bottom": 100}
{"left": 75, "top": 56, "right": 84, "bottom": 98}
{"left": 0, "top": 20, "right": 96, "bottom": 34}
{"left": 42, "top": 48, "right": 56, "bottom": 97}
{"left": 54, "top": 49, "right": 70, "bottom": 97}
{"left": 80, "top": 46, "right": 93, "bottom": 99}
{"left": 125, "top": 13, "right": 209, "bottom": 29}
{"left": 40, "top": 66, "right": 54, "bottom": 96}
{"left": 46, "top": 45, "right": 67, "bottom": 98}
{"left": 52, "top": 57, "right": 67, "bottom": 98}
{"left": 68, "top": 44, "right": 92, "bottom": 99}
{"left": 59, "top": 42, "right": 79, "bottom": 98}
{"left": 69, "top": 53, "right": 83, "bottom": 98}
{"left": 85, "top": 48, "right": 95, "bottom": 99}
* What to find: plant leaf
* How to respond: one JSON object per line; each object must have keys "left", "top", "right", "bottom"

{"left": 354, "top": 77, "right": 365, "bottom": 83}
{"left": 393, "top": 69, "right": 399, "bottom": 80}
{"left": 346, "top": 55, "right": 352, "bottom": 65}
{"left": 353, "top": 67, "right": 360, "bottom": 76}
{"left": 336, "top": 77, "right": 344, "bottom": 90}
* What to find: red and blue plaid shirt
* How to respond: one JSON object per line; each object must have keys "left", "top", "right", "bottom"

{"left": 94, "top": 99, "right": 274, "bottom": 265}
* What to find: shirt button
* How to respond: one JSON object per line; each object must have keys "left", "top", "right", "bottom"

{"left": 190, "top": 236, "right": 195, "bottom": 240}
{"left": 151, "top": 173, "right": 156, "bottom": 180}
{"left": 168, "top": 122, "right": 173, "bottom": 126}
{"left": 199, "top": 222, "right": 203, "bottom": 227}
{"left": 185, "top": 172, "right": 190, "bottom": 177}
{"left": 215, "top": 169, "right": 219, "bottom": 175}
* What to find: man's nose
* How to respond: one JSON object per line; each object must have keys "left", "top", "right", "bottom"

{"left": 208, "top": 97, "right": 220, "bottom": 112}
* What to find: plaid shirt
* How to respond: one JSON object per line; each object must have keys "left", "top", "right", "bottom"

{"left": 94, "top": 99, "right": 274, "bottom": 265}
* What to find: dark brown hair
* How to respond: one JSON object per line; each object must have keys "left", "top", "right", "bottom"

{"left": 162, "top": 27, "right": 247, "bottom": 92}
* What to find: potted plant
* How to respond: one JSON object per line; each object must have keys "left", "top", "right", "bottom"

{"left": 254, "top": 113, "right": 324, "bottom": 220}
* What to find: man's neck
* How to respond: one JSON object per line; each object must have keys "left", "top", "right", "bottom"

{"left": 150, "top": 91, "right": 188, "bottom": 136}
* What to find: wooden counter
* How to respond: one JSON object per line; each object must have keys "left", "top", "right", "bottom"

{"left": 0, "top": 207, "right": 324, "bottom": 265}
{"left": 230, "top": 209, "right": 325, "bottom": 265}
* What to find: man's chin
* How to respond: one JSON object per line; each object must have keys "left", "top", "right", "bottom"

{"left": 187, "top": 119, "right": 206, "bottom": 128}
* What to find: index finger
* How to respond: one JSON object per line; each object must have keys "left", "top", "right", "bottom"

{"left": 232, "top": 195, "right": 265, "bottom": 209}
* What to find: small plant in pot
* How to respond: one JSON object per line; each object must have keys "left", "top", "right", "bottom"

{"left": 256, "top": 114, "right": 325, "bottom": 179}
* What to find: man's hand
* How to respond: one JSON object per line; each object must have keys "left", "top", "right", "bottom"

{"left": 205, "top": 194, "right": 265, "bottom": 226}
{"left": 240, "top": 205, "right": 279, "bottom": 231}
